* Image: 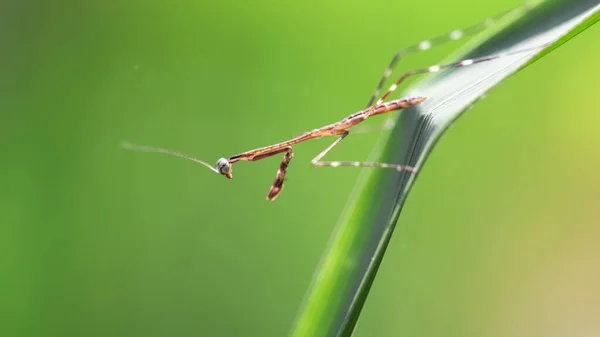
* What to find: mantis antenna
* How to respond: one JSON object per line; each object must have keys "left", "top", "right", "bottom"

{"left": 121, "top": 141, "right": 229, "bottom": 176}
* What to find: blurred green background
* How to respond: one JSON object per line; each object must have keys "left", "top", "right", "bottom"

{"left": 2, "top": 0, "right": 599, "bottom": 336}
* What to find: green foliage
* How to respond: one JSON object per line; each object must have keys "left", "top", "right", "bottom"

{"left": 292, "top": 1, "right": 600, "bottom": 336}
{"left": 3, "top": 1, "right": 600, "bottom": 337}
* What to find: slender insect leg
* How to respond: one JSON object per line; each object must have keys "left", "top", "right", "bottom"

{"left": 374, "top": 43, "right": 551, "bottom": 107}
{"left": 364, "top": 2, "right": 534, "bottom": 108}
{"left": 311, "top": 131, "right": 414, "bottom": 172}
{"left": 249, "top": 147, "right": 294, "bottom": 200}
{"left": 347, "top": 118, "right": 397, "bottom": 135}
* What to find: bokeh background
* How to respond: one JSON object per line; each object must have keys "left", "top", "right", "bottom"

{"left": 2, "top": 0, "right": 599, "bottom": 336}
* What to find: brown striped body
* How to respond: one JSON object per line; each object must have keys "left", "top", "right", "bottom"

{"left": 226, "top": 95, "right": 425, "bottom": 200}
{"left": 229, "top": 96, "right": 425, "bottom": 164}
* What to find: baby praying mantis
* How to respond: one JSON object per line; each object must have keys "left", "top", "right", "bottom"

{"left": 124, "top": 3, "right": 547, "bottom": 200}
{"left": 122, "top": 95, "right": 424, "bottom": 200}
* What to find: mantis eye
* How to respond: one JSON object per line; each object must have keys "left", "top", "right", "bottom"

{"left": 216, "top": 158, "right": 231, "bottom": 175}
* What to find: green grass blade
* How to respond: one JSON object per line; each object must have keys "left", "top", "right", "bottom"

{"left": 291, "top": 0, "right": 600, "bottom": 336}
